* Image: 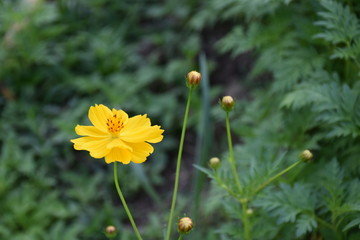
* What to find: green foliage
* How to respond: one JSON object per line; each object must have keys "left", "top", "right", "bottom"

{"left": 254, "top": 183, "right": 317, "bottom": 237}
{"left": 2, "top": 0, "right": 360, "bottom": 239}
{"left": 314, "top": 0, "right": 360, "bottom": 61}
{"left": 0, "top": 0, "right": 200, "bottom": 239}
{"left": 195, "top": 0, "right": 360, "bottom": 239}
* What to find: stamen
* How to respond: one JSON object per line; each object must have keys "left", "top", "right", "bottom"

{"left": 107, "top": 114, "right": 124, "bottom": 134}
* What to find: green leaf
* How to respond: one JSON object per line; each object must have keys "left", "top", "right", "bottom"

{"left": 295, "top": 214, "right": 318, "bottom": 237}
{"left": 343, "top": 217, "right": 360, "bottom": 232}
{"left": 194, "top": 164, "right": 215, "bottom": 179}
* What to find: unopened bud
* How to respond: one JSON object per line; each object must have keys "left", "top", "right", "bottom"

{"left": 246, "top": 208, "right": 254, "bottom": 215}
{"left": 300, "top": 150, "right": 313, "bottom": 162}
{"left": 104, "top": 225, "right": 117, "bottom": 239}
{"left": 178, "top": 217, "right": 193, "bottom": 234}
{"left": 186, "top": 71, "right": 201, "bottom": 88}
{"left": 209, "top": 157, "right": 221, "bottom": 169}
{"left": 220, "top": 96, "right": 235, "bottom": 112}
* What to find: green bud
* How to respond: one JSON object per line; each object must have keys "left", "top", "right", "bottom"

{"left": 299, "top": 150, "right": 313, "bottom": 162}
{"left": 220, "top": 96, "right": 235, "bottom": 112}
{"left": 104, "top": 225, "right": 117, "bottom": 239}
{"left": 209, "top": 157, "right": 221, "bottom": 169}
{"left": 246, "top": 208, "right": 254, "bottom": 215}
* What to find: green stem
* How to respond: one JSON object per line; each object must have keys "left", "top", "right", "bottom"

{"left": 316, "top": 216, "right": 343, "bottom": 240}
{"left": 225, "top": 112, "right": 249, "bottom": 239}
{"left": 242, "top": 202, "right": 251, "bottom": 240}
{"left": 253, "top": 160, "right": 302, "bottom": 195}
{"left": 225, "top": 111, "right": 243, "bottom": 194}
{"left": 166, "top": 88, "right": 193, "bottom": 240}
{"left": 316, "top": 216, "right": 336, "bottom": 231}
{"left": 215, "top": 172, "right": 241, "bottom": 198}
{"left": 113, "top": 162, "right": 143, "bottom": 240}
{"left": 178, "top": 234, "right": 184, "bottom": 240}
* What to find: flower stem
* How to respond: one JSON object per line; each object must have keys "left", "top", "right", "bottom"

{"left": 113, "top": 162, "right": 143, "bottom": 240}
{"left": 242, "top": 202, "right": 251, "bottom": 240}
{"left": 225, "top": 112, "right": 250, "bottom": 239}
{"left": 225, "top": 111, "right": 243, "bottom": 194}
{"left": 253, "top": 160, "right": 302, "bottom": 195}
{"left": 166, "top": 88, "right": 193, "bottom": 240}
{"left": 178, "top": 234, "right": 184, "bottom": 240}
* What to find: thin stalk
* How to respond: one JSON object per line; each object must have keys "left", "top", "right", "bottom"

{"left": 253, "top": 160, "right": 302, "bottom": 195}
{"left": 316, "top": 216, "right": 336, "bottom": 231}
{"left": 225, "top": 111, "right": 243, "bottom": 194}
{"left": 242, "top": 202, "right": 251, "bottom": 240}
{"left": 215, "top": 172, "right": 241, "bottom": 198}
{"left": 178, "top": 234, "right": 184, "bottom": 240}
{"left": 166, "top": 88, "right": 193, "bottom": 240}
{"left": 316, "top": 216, "right": 343, "bottom": 240}
{"left": 113, "top": 162, "right": 143, "bottom": 240}
{"left": 225, "top": 111, "right": 249, "bottom": 239}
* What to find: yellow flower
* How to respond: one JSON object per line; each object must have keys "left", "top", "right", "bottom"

{"left": 70, "top": 104, "right": 164, "bottom": 164}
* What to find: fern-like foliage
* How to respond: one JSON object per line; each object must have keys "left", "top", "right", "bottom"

{"left": 314, "top": 0, "right": 360, "bottom": 61}
{"left": 281, "top": 80, "right": 360, "bottom": 138}
{"left": 194, "top": 0, "right": 360, "bottom": 239}
{"left": 314, "top": 0, "right": 360, "bottom": 44}
{"left": 254, "top": 183, "right": 317, "bottom": 237}
{"left": 317, "top": 159, "right": 360, "bottom": 235}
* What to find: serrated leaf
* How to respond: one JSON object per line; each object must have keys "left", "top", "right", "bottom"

{"left": 295, "top": 214, "right": 318, "bottom": 237}
{"left": 343, "top": 217, "right": 360, "bottom": 232}
{"left": 194, "top": 164, "right": 215, "bottom": 179}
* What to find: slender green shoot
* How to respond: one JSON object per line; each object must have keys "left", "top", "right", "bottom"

{"left": 225, "top": 111, "right": 243, "bottom": 194}
{"left": 166, "top": 87, "right": 193, "bottom": 240}
{"left": 242, "top": 202, "right": 251, "bottom": 240}
{"left": 253, "top": 160, "right": 302, "bottom": 195}
{"left": 113, "top": 162, "right": 143, "bottom": 240}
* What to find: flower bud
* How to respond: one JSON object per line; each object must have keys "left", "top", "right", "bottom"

{"left": 299, "top": 150, "right": 313, "bottom": 162}
{"left": 104, "top": 225, "right": 117, "bottom": 239}
{"left": 186, "top": 71, "right": 201, "bottom": 88}
{"left": 209, "top": 157, "right": 221, "bottom": 169}
{"left": 178, "top": 217, "right": 193, "bottom": 234}
{"left": 246, "top": 208, "right": 254, "bottom": 215}
{"left": 220, "top": 96, "right": 235, "bottom": 112}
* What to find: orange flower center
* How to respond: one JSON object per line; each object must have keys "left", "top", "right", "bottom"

{"left": 106, "top": 114, "right": 124, "bottom": 134}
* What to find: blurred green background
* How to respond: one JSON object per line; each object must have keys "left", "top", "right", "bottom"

{"left": 1, "top": 0, "right": 360, "bottom": 239}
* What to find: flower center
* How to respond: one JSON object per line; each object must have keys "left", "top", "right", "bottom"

{"left": 106, "top": 114, "right": 124, "bottom": 134}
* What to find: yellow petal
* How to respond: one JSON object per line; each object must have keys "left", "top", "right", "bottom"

{"left": 71, "top": 136, "right": 111, "bottom": 158}
{"left": 121, "top": 125, "right": 164, "bottom": 143}
{"left": 75, "top": 125, "right": 108, "bottom": 137}
{"left": 143, "top": 126, "right": 164, "bottom": 143}
{"left": 105, "top": 148, "right": 132, "bottom": 164}
{"left": 107, "top": 138, "right": 133, "bottom": 152}
{"left": 121, "top": 115, "right": 164, "bottom": 143}
{"left": 111, "top": 108, "right": 129, "bottom": 122}
{"left": 127, "top": 142, "right": 154, "bottom": 163}
{"left": 88, "top": 104, "right": 112, "bottom": 133}
{"left": 71, "top": 137, "right": 88, "bottom": 150}
{"left": 124, "top": 114, "right": 151, "bottom": 129}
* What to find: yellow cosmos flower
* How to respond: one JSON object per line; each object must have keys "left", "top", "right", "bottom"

{"left": 70, "top": 104, "right": 164, "bottom": 164}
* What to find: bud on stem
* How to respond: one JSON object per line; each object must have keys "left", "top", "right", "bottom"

{"left": 220, "top": 96, "right": 235, "bottom": 112}
{"left": 300, "top": 150, "right": 313, "bottom": 162}
{"left": 178, "top": 217, "right": 193, "bottom": 234}
{"left": 186, "top": 71, "right": 201, "bottom": 88}
{"left": 104, "top": 225, "right": 117, "bottom": 239}
{"left": 209, "top": 157, "right": 221, "bottom": 169}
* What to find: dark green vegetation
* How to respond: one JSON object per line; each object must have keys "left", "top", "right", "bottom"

{"left": 1, "top": 0, "right": 359, "bottom": 239}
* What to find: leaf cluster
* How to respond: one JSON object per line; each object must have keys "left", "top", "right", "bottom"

{"left": 195, "top": 0, "right": 360, "bottom": 239}
{"left": 0, "top": 0, "right": 201, "bottom": 239}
